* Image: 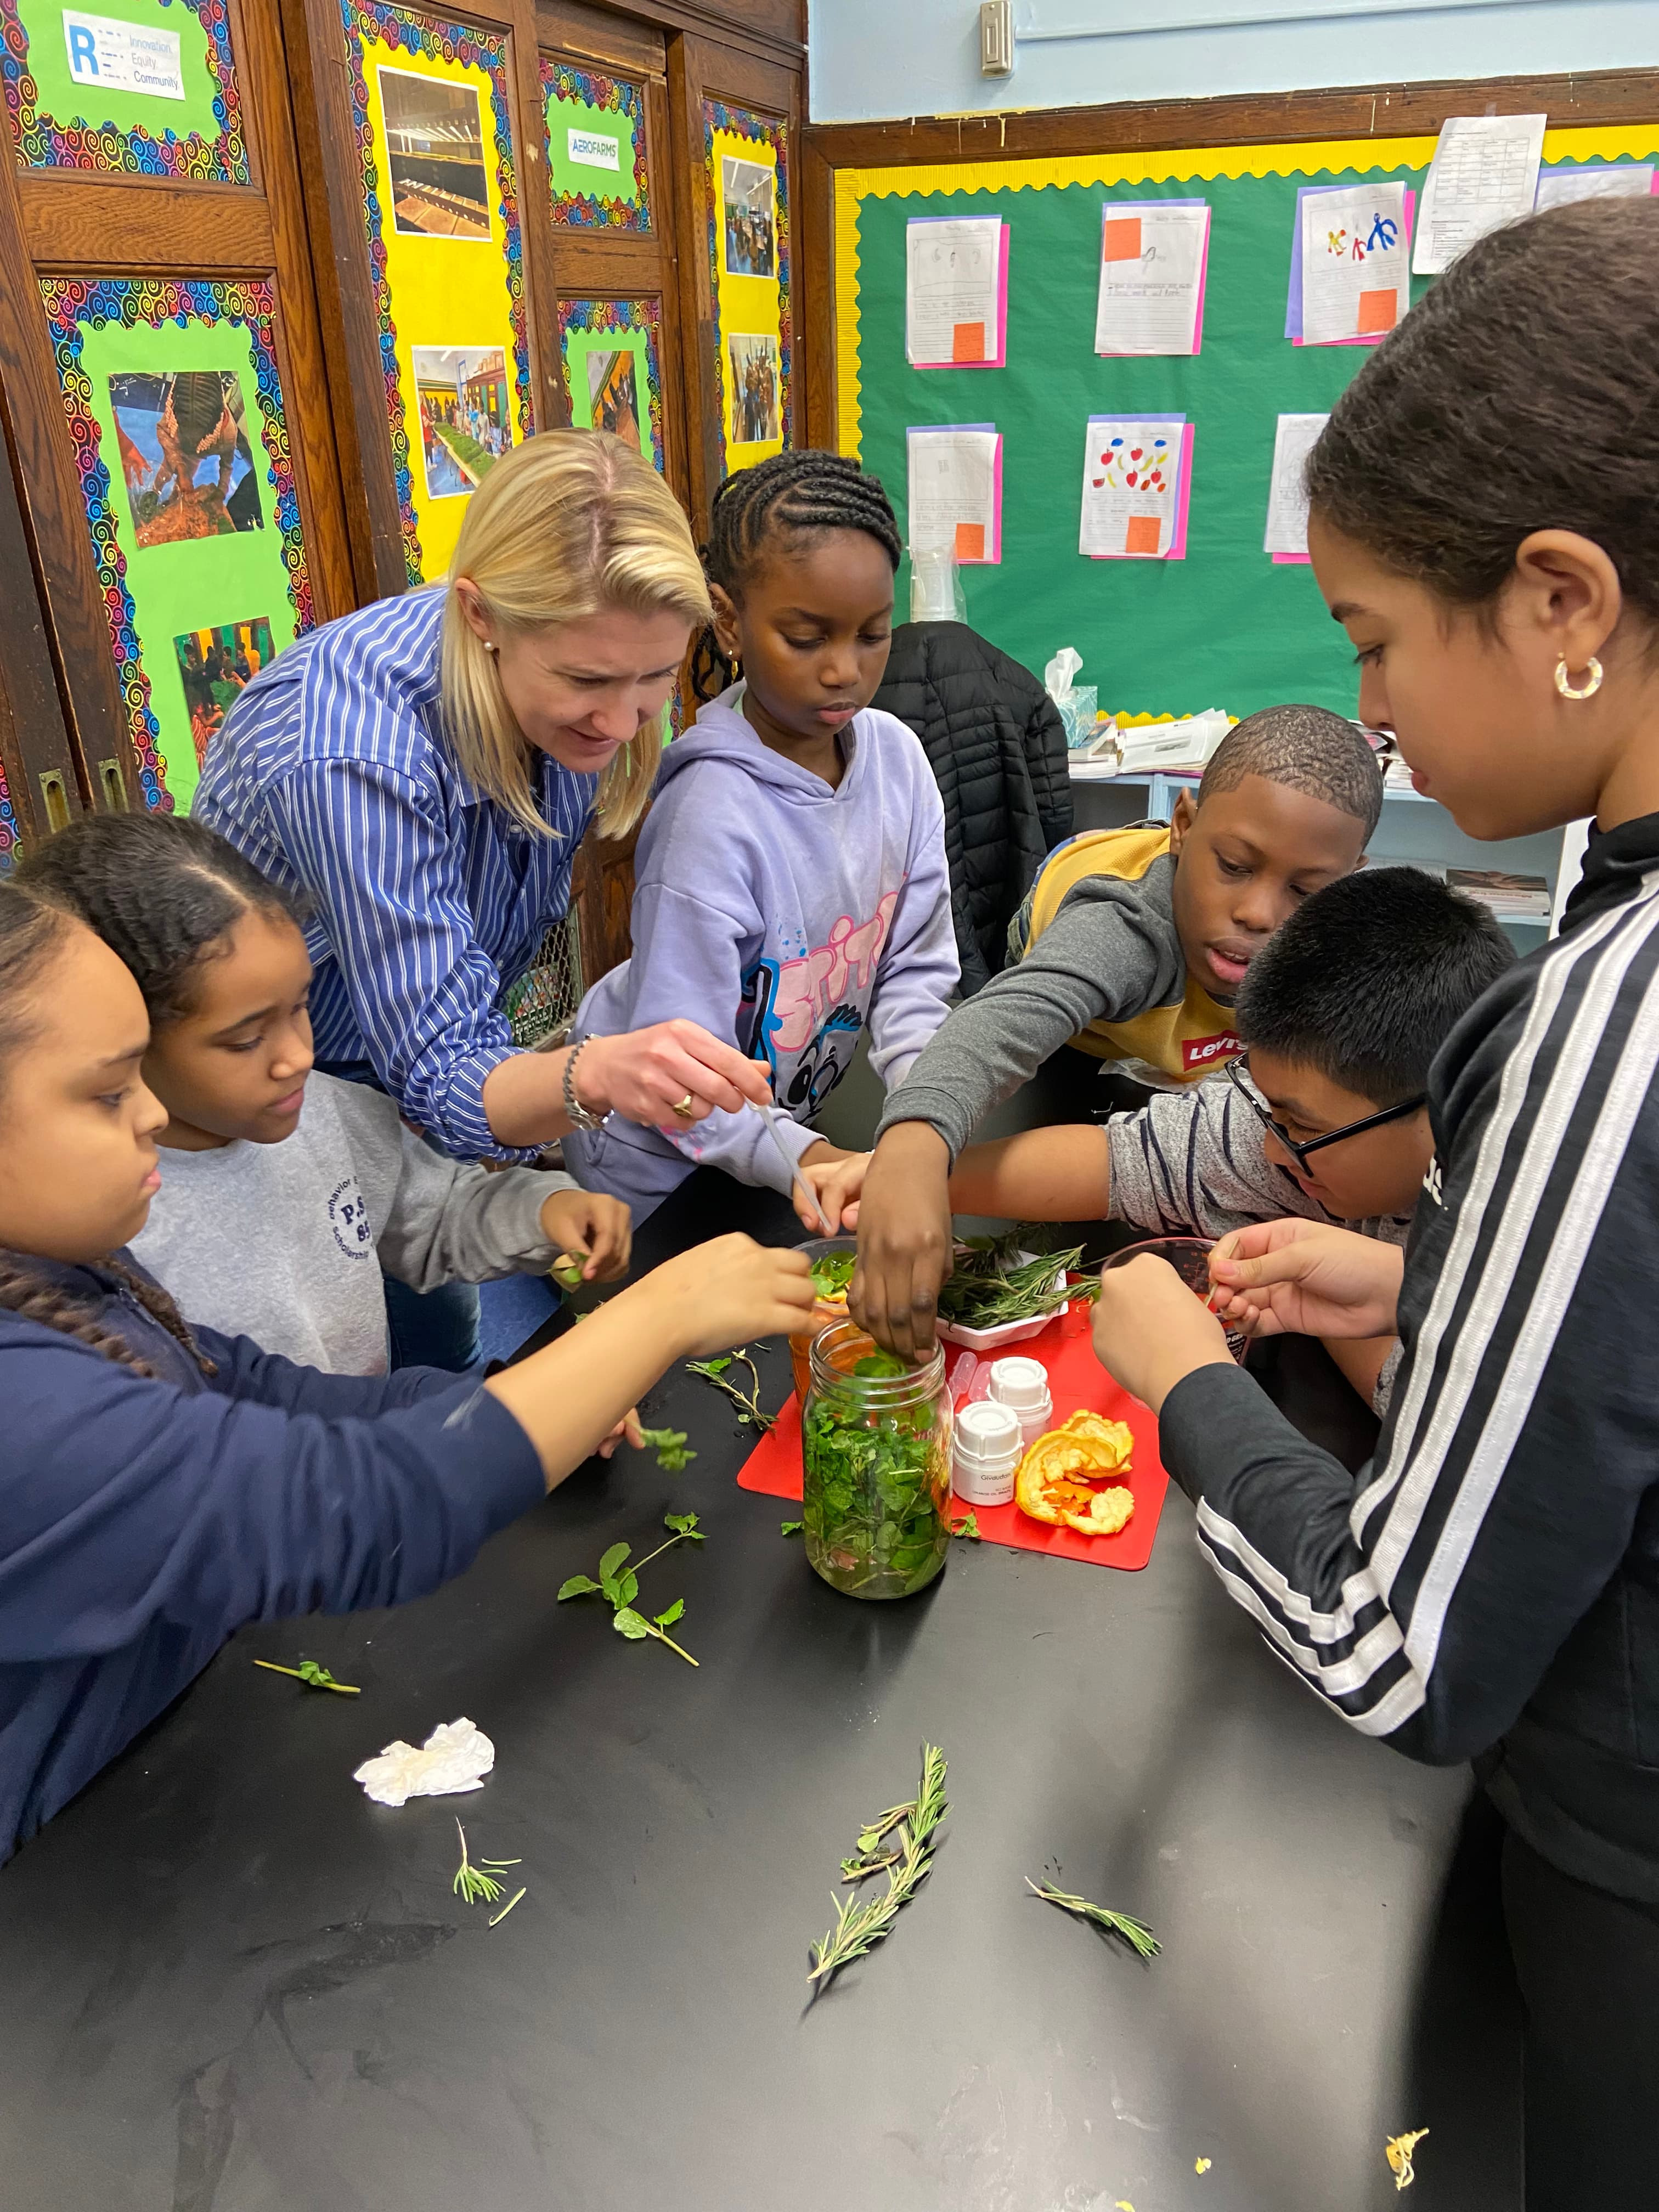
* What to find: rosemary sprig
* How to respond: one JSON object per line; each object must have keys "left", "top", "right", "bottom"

{"left": 686, "top": 1347, "right": 775, "bottom": 1432}
{"left": 453, "top": 1820, "right": 521, "bottom": 1907}
{"left": 558, "top": 1513, "right": 705, "bottom": 1664}
{"left": 252, "top": 1658, "right": 359, "bottom": 1695}
{"left": 489, "top": 1886, "right": 528, "bottom": 1927}
{"left": 808, "top": 1745, "right": 948, "bottom": 1985}
{"left": 1026, "top": 1877, "right": 1160, "bottom": 1958}
{"left": 935, "top": 1227, "right": 1100, "bottom": 1329}
{"left": 637, "top": 1425, "right": 697, "bottom": 1472}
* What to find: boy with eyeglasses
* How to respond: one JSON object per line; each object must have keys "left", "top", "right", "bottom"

{"left": 941, "top": 866, "right": 1515, "bottom": 1408}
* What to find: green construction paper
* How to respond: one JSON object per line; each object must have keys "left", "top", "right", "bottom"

{"left": 855, "top": 164, "right": 1433, "bottom": 720}
{"left": 547, "top": 93, "right": 638, "bottom": 209}
{"left": 75, "top": 315, "right": 300, "bottom": 811}
{"left": 566, "top": 328, "right": 652, "bottom": 461}
{"left": 18, "top": 0, "right": 224, "bottom": 145}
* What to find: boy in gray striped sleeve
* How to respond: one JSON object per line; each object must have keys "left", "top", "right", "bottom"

{"left": 949, "top": 866, "right": 1514, "bottom": 1409}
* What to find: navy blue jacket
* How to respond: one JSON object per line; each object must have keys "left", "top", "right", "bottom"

{"left": 0, "top": 1256, "right": 543, "bottom": 1862}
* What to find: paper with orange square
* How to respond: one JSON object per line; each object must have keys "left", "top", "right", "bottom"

{"left": 907, "top": 422, "right": 1001, "bottom": 563}
{"left": 906, "top": 214, "right": 1008, "bottom": 368}
{"left": 1080, "top": 415, "right": 1192, "bottom": 561}
{"left": 1094, "top": 198, "right": 1211, "bottom": 356}
{"left": 1297, "top": 179, "right": 1409, "bottom": 345}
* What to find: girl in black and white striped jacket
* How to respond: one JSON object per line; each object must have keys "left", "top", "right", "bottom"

{"left": 1092, "top": 196, "right": 1659, "bottom": 2211}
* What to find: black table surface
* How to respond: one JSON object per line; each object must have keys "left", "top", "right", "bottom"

{"left": 0, "top": 1171, "right": 1520, "bottom": 2211}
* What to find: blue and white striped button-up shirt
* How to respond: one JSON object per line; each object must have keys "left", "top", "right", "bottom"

{"left": 194, "top": 588, "right": 596, "bottom": 1160}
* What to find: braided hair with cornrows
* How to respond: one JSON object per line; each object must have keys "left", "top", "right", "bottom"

{"left": 16, "top": 808, "right": 308, "bottom": 1026}
{"left": 689, "top": 449, "right": 903, "bottom": 703}
{"left": 0, "top": 883, "right": 217, "bottom": 1377}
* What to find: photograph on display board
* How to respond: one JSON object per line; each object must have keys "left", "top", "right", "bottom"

{"left": 173, "top": 616, "right": 275, "bottom": 770}
{"left": 727, "top": 334, "right": 780, "bottom": 445}
{"left": 586, "top": 347, "right": 642, "bottom": 447}
{"left": 110, "top": 369, "right": 263, "bottom": 546}
{"left": 380, "top": 67, "right": 490, "bottom": 239}
{"left": 412, "top": 345, "right": 512, "bottom": 499}
{"left": 721, "top": 156, "right": 776, "bottom": 278}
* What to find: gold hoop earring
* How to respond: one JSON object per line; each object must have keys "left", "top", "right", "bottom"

{"left": 1555, "top": 655, "right": 1603, "bottom": 701}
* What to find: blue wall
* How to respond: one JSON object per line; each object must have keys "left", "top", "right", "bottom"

{"left": 809, "top": 0, "right": 1659, "bottom": 125}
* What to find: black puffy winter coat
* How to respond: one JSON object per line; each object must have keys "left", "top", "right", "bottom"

{"left": 871, "top": 622, "right": 1073, "bottom": 995}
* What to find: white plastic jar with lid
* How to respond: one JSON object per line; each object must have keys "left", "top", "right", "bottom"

{"left": 987, "top": 1356, "right": 1053, "bottom": 1446}
{"left": 952, "top": 1400, "right": 1022, "bottom": 1506}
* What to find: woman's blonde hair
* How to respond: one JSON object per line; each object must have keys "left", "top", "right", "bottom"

{"left": 440, "top": 431, "right": 711, "bottom": 838}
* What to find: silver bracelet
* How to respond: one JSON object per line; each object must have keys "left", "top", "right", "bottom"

{"left": 561, "top": 1036, "right": 605, "bottom": 1131}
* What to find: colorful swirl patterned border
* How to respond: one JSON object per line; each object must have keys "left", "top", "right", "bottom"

{"left": 340, "top": 0, "right": 532, "bottom": 588}
{"left": 39, "top": 276, "right": 313, "bottom": 814}
{"left": 557, "top": 295, "right": 664, "bottom": 472}
{"left": 703, "top": 98, "right": 792, "bottom": 482}
{"left": 0, "top": 753, "right": 16, "bottom": 871}
{"left": 0, "top": 0, "right": 247, "bottom": 183}
{"left": 543, "top": 61, "right": 650, "bottom": 232}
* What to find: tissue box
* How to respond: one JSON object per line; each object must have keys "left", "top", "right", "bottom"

{"left": 1059, "top": 686, "right": 1100, "bottom": 747}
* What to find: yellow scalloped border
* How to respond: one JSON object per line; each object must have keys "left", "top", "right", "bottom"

{"left": 836, "top": 123, "right": 1659, "bottom": 458}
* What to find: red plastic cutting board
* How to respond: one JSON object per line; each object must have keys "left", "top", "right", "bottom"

{"left": 736, "top": 1310, "right": 1169, "bottom": 1571}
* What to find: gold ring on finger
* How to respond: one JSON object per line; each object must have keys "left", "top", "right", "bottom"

{"left": 671, "top": 1092, "right": 697, "bottom": 1120}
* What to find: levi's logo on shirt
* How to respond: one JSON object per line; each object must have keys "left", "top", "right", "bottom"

{"left": 1182, "top": 1031, "right": 1242, "bottom": 1073}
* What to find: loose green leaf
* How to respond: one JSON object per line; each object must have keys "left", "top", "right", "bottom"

{"left": 950, "top": 1511, "right": 981, "bottom": 1542}
{"left": 809, "top": 1250, "right": 857, "bottom": 1300}
{"left": 654, "top": 1598, "right": 685, "bottom": 1629}
{"left": 557, "top": 1574, "right": 601, "bottom": 1602}
{"left": 551, "top": 1251, "right": 587, "bottom": 1291}
{"left": 853, "top": 1350, "right": 908, "bottom": 1380}
{"left": 252, "top": 1658, "right": 360, "bottom": 1695}
{"left": 664, "top": 1510, "right": 703, "bottom": 1541}
{"left": 809, "top": 1746, "right": 949, "bottom": 1986}
{"left": 613, "top": 1607, "right": 652, "bottom": 1641}
{"left": 612, "top": 1570, "right": 639, "bottom": 1608}
{"left": 781, "top": 1520, "right": 804, "bottom": 1537}
{"left": 638, "top": 1426, "right": 696, "bottom": 1473}
{"left": 1026, "top": 1877, "right": 1160, "bottom": 1959}
{"left": 687, "top": 1356, "right": 731, "bottom": 1377}
{"left": 598, "top": 1542, "right": 631, "bottom": 1583}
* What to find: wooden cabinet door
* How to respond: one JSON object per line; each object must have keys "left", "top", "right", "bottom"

{"left": 0, "top": 0, "right": 353, "bottom": 823}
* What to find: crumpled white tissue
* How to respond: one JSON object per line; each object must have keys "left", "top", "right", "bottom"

{"left": 353, "top": 1717, "right": 495, "bottom": 1807}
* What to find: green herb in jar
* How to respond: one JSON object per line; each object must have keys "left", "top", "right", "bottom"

{"left": 801, "top": 1362, "right": 950, "bottom": 1600}
{"left": 809, "top": 1250, "right": 857, "bottom": 1300}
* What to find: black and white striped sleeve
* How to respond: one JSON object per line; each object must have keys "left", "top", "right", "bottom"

{"left": 1158, "top": 883, "right": 1659, "bottom": 1763}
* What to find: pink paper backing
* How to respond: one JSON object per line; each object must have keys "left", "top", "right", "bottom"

{"left": 1088, "top": 420, "right": 1192, "bottom": 561}
{"left": 912, "top": 221, "right": 1009, "bottom": 370}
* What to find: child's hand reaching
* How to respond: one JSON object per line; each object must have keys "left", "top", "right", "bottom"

{"left": 648, "top": 1233, "right": 816, "bottom": 1358}
{"left": 596, "top": 1407, "right": 644, "bottom": 1459}
{"left": 794, "top": 1149, "right": 871, "bottom": 1233}
{"left": 1091, "top": 1254, "right": 1234, "bottom": 1412}
{"left": 1209, "top": 1220, "right": 1403, "bottom": 1341}
{"left": 541, "top": 1187, "right": 633, "bottom": 1283}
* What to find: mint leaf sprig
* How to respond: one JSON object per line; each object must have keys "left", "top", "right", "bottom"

{"left": 252, "top": 1658, "right": 359, "bottom": 1695}
{"left": 686, "top": 1347, "right": 774, "bottom": 1432}
{"left": 808, "top": 1744, "right": 949, "bottom": 1985}
{"left": 637, "top": 1426, "right": 696, "bottom": 1473}
{"left": 1026, "top": 1876, "right": 1159, "bottom": 1958}
{"left": 558, "top": 1513, "right": 706, "bottom": 1666}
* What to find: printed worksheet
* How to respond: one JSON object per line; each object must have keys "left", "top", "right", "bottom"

{"left": 1263, "top": 414, "right": 1329, "bottom": 558}
{"left": 1414, "top": 112, "right": 1545, "bottom": 273}
{"left": 1094, "top": 200, "right": 1211, "bottom": 356}
{"left": 906, "top": 424, "right": 1002, "bottom": 563}
{"left": 906, "top": 217, "right": 1007, "bottom": 367}
{"left": 1535, "top": 162, "right": 1655, "bottom": 211}
{"left": 1079, "top": 417, "right": 1189, "bottom": 560}
{"left": 1300, "top": 181, "right": 1408, "bottom": 345}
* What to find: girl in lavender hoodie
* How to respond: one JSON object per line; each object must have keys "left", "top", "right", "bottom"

{"left": 563, "top": 452, "right": 958, "bottom": 1223}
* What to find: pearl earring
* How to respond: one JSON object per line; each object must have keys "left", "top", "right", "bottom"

{"left": 1555, "top": 655, "right": 1603, "bottom": 701}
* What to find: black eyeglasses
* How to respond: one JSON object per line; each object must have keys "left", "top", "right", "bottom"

{"left": 1224, "top": 1058, "right": 1426, "bottom": 1170}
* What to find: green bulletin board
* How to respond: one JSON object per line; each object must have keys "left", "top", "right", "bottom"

{"left": 838, "top": 129, "right": 1659, "bottom": 721}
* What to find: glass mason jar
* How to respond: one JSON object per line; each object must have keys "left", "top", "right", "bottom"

{"left": 801, "top": 1317, "right": 953, "bottom": 1600}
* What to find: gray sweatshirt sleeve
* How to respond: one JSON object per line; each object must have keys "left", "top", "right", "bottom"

{"left": 873, "top": 865, "right": 1184, "bottom": 1160}
{"left": 1104, "top": 1075, "right": 1326, "bottom": 1238}
{"left": 329, "top": 1079, "right": 569, "bottom": 1291}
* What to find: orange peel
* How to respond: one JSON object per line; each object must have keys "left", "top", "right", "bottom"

{"left": 1014, "top": 1409, "right": 1135, "bottom": 1535}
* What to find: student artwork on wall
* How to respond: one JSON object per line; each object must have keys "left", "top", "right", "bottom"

{"left": 1263, "top": 412, "right": 1328, "bottom": 563}
{"left": 40, "top": 275, "right": 313, "bottom": 815}
{"left": 1289, "top": 181, "right": 1411, "bottom": 345}
{"left": 1080, "top": 417, "right": 1193, "bottom": 561}
{"left": 0, "top": 760, "right": 15, "bottom": 871}
{"left": 906, "top": 423, "right": 1001, "bottom": 563}
{"left": 1094, "top": 200, "right": 1210, "bottom": 357}
{"left": 906, "top": 215, "right": 1008, "bottom": 367}
{"left": 704, "top": 99, "right": 790, "bottom": 475}
{"left": 0, "top": 0, "right": 247, "bottom": 180}
{"left": 341, "top": 0, "right": 532, "bottom": 586}
{"left": 558, "top": 296, "right": 665, "bottom": 471}
{"left": 542, "top": 59, "right": 649, "bottom": 231}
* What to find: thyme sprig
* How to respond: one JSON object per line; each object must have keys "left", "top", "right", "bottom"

{"left": 558, "top": 1513, "right": 706, "bottom": 1665}
{"left": 808, "top": 1745, "right": 949, "bottom": 1985}
{"left": 252, "top": 1658, "right": 359, "bottom": 1695}
{"left": 686, "top": 1347, "right": 774, "bottom": 1432}
{"left": 1026, "top": 1877, "right": 1160, "bottom": 1958}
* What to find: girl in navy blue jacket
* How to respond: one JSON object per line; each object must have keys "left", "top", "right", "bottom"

{"left": 0, "top": 882, "right": 813, "bottom": 1863}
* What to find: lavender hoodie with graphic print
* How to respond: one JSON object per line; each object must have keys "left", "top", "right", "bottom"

{"left": 562, "top": 686, "right": 958, "bottom": 1220}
